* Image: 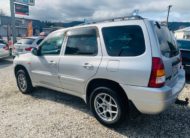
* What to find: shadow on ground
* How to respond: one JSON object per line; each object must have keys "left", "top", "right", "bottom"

{"left": 29, "top": 87, "right": 190, "bottom": 137}
{"left": 0, "top": 58, "right": 13, "bottom": 69}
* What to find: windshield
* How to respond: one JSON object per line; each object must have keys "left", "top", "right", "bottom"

{"left": 155, "top": 24, "right": 179, "bottom": 58}
{"left": 177, "top": 40, "right": 190, "bottom": 50}
{"left": 16, "top": 38, "right": 35, "bottom": 45}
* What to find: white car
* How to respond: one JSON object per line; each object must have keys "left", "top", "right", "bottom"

{"left": 13, "top": 16, "right": 185, "bottom": 127}
{"left": 0, "top": 39, "right": 9, "bottom": 58}
{"left": 13, "top": 36, "right": 44, "bottom": 56}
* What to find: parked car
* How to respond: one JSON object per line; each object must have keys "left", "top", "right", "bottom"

{"left": 13, "top": 16, "right": 185, "bottom": 127}
{"left": 177, "top": 39, "right": 190, "bottom": 74}
{"left": 0, "top": 39, "right": 9, "bottom": 58}
{"left": 13, "top": 36, "right": 44, "bottom": 56}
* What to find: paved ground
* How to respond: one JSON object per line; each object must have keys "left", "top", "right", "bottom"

{"left": 0, "top": 58, "right": 190, "bottom": 138}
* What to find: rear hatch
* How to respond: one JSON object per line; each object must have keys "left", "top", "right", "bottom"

{"left": 154, "top": 24, "right": 181, "bottom": 86}
{"left": 14, "top": 38, "right": 35, "bottom": 53}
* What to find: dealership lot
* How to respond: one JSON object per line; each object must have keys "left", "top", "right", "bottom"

{"left": 0, "top": 58, "right": 190, "bottom": 138}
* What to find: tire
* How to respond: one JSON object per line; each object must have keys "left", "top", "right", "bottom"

{"left": 16, "top": 69, "right": 33, "bottom": 94}
{"left": 90, "top": 86, "right": 128, "bottom": 127}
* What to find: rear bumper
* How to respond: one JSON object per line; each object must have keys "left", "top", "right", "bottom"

{"left": 120, "top": 70, "right": 186, "bottom": 114}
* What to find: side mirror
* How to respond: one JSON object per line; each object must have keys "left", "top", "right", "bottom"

{"left": 31, "top": 47, "right": 39, "bottom": 56}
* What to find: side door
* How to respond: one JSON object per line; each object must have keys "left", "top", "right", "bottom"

{"left": 59, "top": 27, "right": 102, "bottom": 94}
{"left": 30, "top": 31, "right": 64, "bottom": 88}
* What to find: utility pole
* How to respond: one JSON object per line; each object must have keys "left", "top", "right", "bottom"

{"left": 167, "top": 5, "right": 172, "bottom": 26}
{"left": 10, "top": 0, "right": 17, "bottom": 43}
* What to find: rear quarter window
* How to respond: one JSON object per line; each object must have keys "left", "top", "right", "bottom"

{"left": 102, "top": 25, "right": 145, "bottom": 57}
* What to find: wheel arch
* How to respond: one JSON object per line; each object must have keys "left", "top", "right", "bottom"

{"left": 14, "top": 64, "right": 30, "bottom": 77}
{"left": 86, "top": 78, "right": 129, "bottom": 105}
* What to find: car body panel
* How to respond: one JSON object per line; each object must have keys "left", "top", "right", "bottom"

{"left": 30, "top": 55, "right": 61, "bottom": 88}
{"left": 14, "top": 19, "right": 186, "bottom": 114}
{"left": 94, "top": 20, "right": 152, "bottom": 87}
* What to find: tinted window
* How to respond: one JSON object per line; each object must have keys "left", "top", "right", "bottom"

{"left": 40, "top": 31, "right": 64, "bottom": 55}
{"left": 16, "top": 38, "right": 35, "bottom": 45}
{"left": 65, "top": 29, "right": 98, "bottom": 56}
{"left": 155, "top": 25, "right": 179, "bottom": 57}
{"left": 102, "top": 26, "right": 145, "bottom": 56}
{"left": 177, "top": 40, "right": 190, "bottom": 50}
{"left": 36, "top": 39, "right": 43, "bottom": 45}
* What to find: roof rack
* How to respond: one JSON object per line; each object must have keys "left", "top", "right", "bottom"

{"left": 79, "top": 15, "right": 144, "bottom": 26}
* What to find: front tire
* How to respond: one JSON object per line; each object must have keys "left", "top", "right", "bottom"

{"left": 16, "top": 69, "right": 33, "bottom": 94}
{"left": 90, "top": 87, "right": 128, "bottom": 127}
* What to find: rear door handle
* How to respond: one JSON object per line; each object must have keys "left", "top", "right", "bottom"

{"left": 83, "top": 63, "right": 94, "bottom": 70}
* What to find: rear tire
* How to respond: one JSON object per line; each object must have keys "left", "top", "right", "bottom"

{"left": 90, "top": 86, "right": 128, "bottom": 127}
{"left": 16, "top": 69, "right": 33, "bottom": 94}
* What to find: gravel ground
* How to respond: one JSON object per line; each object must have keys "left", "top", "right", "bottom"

{"left": 0, "top": 58, "right": 190, "bottom": 138}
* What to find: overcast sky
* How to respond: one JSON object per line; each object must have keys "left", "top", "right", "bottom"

{"left": 0, "top": 0, "right": 190, "bottom": 22}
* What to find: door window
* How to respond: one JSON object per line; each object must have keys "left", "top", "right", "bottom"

{"left": 65, "top": 28, "right": 98, "bottom": 56}
{"left": 40, "top": 31, "right": 64, "bottom": 55}
{"left": 36, "top": 39, "right": 44, "bottom": 45}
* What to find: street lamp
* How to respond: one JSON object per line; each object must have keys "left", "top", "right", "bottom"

{"left": 167, "top": 5, "right": 172, "bottom": 26}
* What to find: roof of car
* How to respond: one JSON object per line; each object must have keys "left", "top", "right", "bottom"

{"left": 54, "top": 16, "right": 146, "bottom": 34}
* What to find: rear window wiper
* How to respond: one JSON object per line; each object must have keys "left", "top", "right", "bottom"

{"left": 167, "top": 41, "right": 179, "bottom": 56}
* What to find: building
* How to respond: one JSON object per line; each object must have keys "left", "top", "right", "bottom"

{"left": 174, "top": 27, "right": 190, "bottom": 39}
{"left": 0, "top": 15, "right": 63, "bottom": 41}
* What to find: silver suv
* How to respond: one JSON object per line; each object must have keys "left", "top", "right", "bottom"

{"left": 14, "top": 16, "right": 185, "bottom": 127}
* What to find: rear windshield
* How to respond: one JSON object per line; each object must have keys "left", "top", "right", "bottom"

{"left": 155, "top": 24, "right": 179, "bottom": 57}
{"left": 102, "top": 25, "right": 145, "bottom": 57}
{"left": 177, "top": 40, "right": 190, "bottom": 50}
{"left": 16, "top": 38, "right": 35, "bottom": 45}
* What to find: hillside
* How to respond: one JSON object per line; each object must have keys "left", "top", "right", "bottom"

{"left": 168, "top": 22, "right": 190, "bottom": 31}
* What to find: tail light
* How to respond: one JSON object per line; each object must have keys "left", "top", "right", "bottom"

{"left": 25, "top": 47, "right": 33, "bottom": 51}
{"left": 148, "top": 57, "right": 166, "bottom": 88}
